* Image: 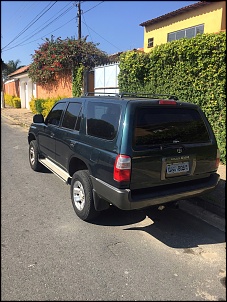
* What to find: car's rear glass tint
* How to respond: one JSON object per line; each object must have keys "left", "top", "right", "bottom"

{"left": 133, "top": 107, "right": 210, "bottom": 148}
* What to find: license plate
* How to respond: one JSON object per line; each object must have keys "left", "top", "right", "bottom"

{"left": 166, "top": 162, "right": 189, "bottom": 174}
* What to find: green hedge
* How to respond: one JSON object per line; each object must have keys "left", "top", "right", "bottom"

{"left": 4, "top": 94, "right": 21, "bottom": 108}
{"left": 12, "top": 97, "right": 21, "bottom": 108}
{"left": 118, "top": 32, "right": 226, "bottom": 164}
{"left": 29, "top": 96, "right": 66, "bottom": 117}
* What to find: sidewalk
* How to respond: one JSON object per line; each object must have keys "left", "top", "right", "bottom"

{"left": 1, "top": 106, "right": 226, "bottom": 229}
{"left": 1, "top": 106, "right": 34, "bottom": 128}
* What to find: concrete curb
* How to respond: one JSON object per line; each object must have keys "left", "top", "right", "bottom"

{"left": 179, "top": 200, "right": 225, "bottom": 232}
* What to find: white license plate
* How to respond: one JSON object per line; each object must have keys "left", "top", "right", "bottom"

{"left": 166, "top": 162, "right": 189, "bottom": 174}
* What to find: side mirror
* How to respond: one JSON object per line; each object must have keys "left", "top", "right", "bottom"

{"left": 33, "top": 114, "right": 44, "bottom": 123}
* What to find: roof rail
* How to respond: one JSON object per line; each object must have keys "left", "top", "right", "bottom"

{"left": 83, "top": 91, "right": 178, "bottom": 100}
{"left": 83, "top": 92, "right": 120, "bottom": 97}
{"left": 118, "top": 92, "right": 178, "bottom": 100}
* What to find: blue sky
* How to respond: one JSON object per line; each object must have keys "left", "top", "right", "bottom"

{"left": 1, "top": 1, "right": 198, "bottom": 66}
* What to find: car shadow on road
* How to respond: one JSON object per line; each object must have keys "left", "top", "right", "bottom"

{"left": 39, "top": 166, "right": 53, "bottom": 173}
{"left": 92, "top": 204, "right": 225, "bottom": 249}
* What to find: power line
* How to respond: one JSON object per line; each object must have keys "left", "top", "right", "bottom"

{"left": 82, "top": 13, "right": 93, "bottom": 42}
{"left": 13, "top": 2, "right": 74, "bottom": 45}
{"left": 2, "top": 1, "right": 57, "bottom": 51}
{"left": 4, "top": 5, "right": 75, "bottom": 50}
{"left": 3, "top": 17, "right": 77, "bottom": 51}
{"left": 77, "top": 1, "right": 104, "bottom": 40}
{"left": 2, "top": 1, "right": 122, "bottom": 55}
{"left": 6, "top": 2, "right": 31, "bottom": 26}
{"left": 82, "top": 1, "right": 104, "bottom": 14}
{"left": 3, "top": 1, "right": 105, "bottom": 52}
{"left": 81, "top": 20, "right": 122, "bottom": 52}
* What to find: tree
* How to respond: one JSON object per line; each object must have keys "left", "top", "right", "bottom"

{"left": 2, "top": 59, "right": 24, "bottom": 82}
{"left": 28, "top": 36, "right": 110, "bottom": 85}
{"left": 7, "top": 59, "right": 23, "bottom": 73}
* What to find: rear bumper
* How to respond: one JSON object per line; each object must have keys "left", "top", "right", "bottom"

{"left": 91, "top": 173, "right": 220, "bottom": 210}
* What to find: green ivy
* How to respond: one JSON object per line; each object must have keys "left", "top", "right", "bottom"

{"left": 72, "top": 64, "right": 84, "bottom": 97}
{"left": 118, "top": 32, "right": 226, "bottom": 164}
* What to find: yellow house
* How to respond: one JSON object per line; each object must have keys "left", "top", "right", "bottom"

{"left": 140, "top": 1, "right": 226, "bottom": 53}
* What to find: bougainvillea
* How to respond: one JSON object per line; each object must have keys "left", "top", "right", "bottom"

{"left": 28, "top": 36, "right": 109, "bottom": 85}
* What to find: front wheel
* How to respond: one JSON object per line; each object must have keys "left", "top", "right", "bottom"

{"left": 70, "top": 170, "right": 99, "bottom": 221}
{"left": 29, "top": 140, "right": 42, "bottom": 171}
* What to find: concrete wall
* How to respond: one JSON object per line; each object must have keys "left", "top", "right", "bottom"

{"left": 3, "top": 69, "right": 96, "bottom": 107}
{"left": 37, "top": 72, "right": 72, "bottom": 99}
{"left": 3, "top": 79, "right": 20, "bottom": 97}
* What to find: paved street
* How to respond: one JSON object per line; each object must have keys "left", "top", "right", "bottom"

{"left": 1, "top": 116, "right": 226, "bottom": 301}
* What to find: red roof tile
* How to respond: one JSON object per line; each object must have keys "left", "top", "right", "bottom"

{"left": 8, "top": 65, "right": 30, "bottom": 77}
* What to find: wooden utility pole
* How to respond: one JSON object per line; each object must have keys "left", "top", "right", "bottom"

{"left": 77, "top": 1, "right": 81, "bottom": 39}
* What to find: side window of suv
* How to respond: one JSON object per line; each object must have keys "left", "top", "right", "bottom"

{"left": 87, "top": 102, "right": 121, "bottom": 140}
{"left": 62, "top": 102, "right": 82, "bottom": 130}
{"left": 45, "top": 102, "right": 66, "bottom": 126}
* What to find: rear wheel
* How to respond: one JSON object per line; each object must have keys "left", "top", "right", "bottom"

{"left": 70, "top": 170, "right": 99, "bottom": 221}
{"left": 29, "top": 140, "right": 42, "bottom": 171}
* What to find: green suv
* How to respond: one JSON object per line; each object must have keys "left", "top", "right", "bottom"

{"left": 28, "top": 93, "right": 220, "bottom": 221}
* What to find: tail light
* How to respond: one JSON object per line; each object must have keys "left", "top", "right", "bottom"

{"left": 215, "top": 149, "right": 220, "bottom": 169}
{"left": 114, "top": 155, "right": 131, "bottom": 182}
{"left": 159, "top": 100, "right": 177, "bottom": 105}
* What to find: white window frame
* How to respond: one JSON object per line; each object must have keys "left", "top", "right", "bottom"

{"left": 167, "top": 24, "right": 204, "bottom": 42}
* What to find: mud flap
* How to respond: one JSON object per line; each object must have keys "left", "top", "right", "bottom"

{"left": 93, "top": 190, "right": 110, "bottom": 211}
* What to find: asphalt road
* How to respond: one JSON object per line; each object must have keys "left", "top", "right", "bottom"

{"left": 1, "top": 116, "right": 226, "bottom": 301}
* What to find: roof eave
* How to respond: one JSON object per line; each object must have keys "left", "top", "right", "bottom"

{"left": 139, "top": 1, "right": 212, "bottom": 27}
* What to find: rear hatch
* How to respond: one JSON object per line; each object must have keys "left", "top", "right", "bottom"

{"left": 129, "top": 100, "right": 218, "bottom": 190}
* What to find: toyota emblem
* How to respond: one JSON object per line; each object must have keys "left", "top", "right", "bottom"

{"left": 177, "top": 148, "right": 183, "bottom": 154}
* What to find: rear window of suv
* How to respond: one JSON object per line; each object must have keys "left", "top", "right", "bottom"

{"left": 133, "top": 107, "right": 210, "bottom": 148}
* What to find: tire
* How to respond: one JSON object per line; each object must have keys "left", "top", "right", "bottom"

{"left": 29, "top": 140, "right": 42, "bottom": 172}
{"left": 70, "top": 170, "right": 99, "bottom": 221}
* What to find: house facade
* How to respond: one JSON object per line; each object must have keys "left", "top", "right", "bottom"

{"left": 3, "top": 66, "right": 32, "bottom": 109}
{"left": 3, "top": 67, "right": 75, "bottom": 109}
{"left": 140, "top": 1, "right": 226, "bottom": 52}
{"left": 3, "top": 66, "right": 73, "bottom": 109}
{"left": 3, "top": 63, "right": 117, "bottom": 109}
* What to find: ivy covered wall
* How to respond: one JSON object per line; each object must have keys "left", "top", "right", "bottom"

{"left": 118, "top": 32, "right": 226, "bottom": 164}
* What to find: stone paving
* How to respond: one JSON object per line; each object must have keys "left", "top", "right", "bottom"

{"left": 1, "top": 107, "right": 34, "bottom": 128}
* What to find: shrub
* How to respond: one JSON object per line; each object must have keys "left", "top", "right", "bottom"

{"left": 4, "top": 94, "right": 14, "bottom": 107}
{"left": 34, "top": 98, "right": 45, "bottom": 114}
{"left": 29, "top": 95, "right": 66, "bottom": 117}
{"left": 29, "top": 96, "right": 37, "bottom": 114}
{"left": 12, "top": 97, "right": 21, "bottom": 108}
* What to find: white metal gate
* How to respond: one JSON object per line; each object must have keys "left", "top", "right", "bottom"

{"left": 94, "top": 63, "right": 119, "bottom": 95}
